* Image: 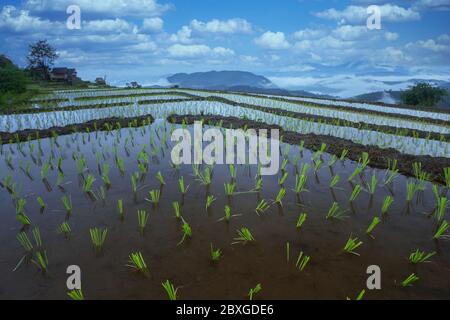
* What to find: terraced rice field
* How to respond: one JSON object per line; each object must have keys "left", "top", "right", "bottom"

{"left": 0, "top": 88, "right": 449, "bottom": 300}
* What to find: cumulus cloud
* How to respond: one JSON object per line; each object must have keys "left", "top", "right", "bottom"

{"left": 0, "top": 5, "right": 60, "bottom": 33}
{"left": 141, "top": 17, "right": 163, "bottom": 33}
{"left": 384, "top": 31, "right": 399, "bottom": 41}
{"left": 24, "top": 0, "right": 171, "bottom": 17}
{"left": 255, "top": 31, "right": 290, "bottom": 50}
{"left": 167, "top": 44, "right": 234, "bottom": 58}
{"left": 316, "top": 4, "right": 420, "bottom": 24}
{"left": 190, "top": 18, "right": 252, "bottom": 34}
{"left": 83, "top": 18, "right": 135, "bottom": 33}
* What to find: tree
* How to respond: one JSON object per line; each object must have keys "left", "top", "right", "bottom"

{"left": 400, "top": 83, "right": 448, "bottom": 107}
{"left": 26, "top": 40, "right": 58, "bottom": 80}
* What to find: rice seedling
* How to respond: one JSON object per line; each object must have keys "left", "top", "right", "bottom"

{"left": 313, "top": 159, "right": 323, "bottom": 173}
{"left": 349, "top": 184, "right": 362, "bottom": 202}
{"left": 15, "top": 198, "right": 26, "bottom": 216}
{"left": 83, "top": 175, "right": 96, "bottom": 194}
{"left": 101, "top": 163, "right": 111, "bottom": 187}
{"left": 293, "top": 174, "right": 307, "bottom": 193}
{"left": 206, "top": 195, "right": 216, "bottom": 210}
{"left": 40, "top": 162, "right": 50, "bottom": 180}
{"left": 347, "top": 167, "right": 363, "bottom": 182}
{"left": 229, "top": 164, "right": 237, "bottom": 180}
{"left": 406, "top": 182, "right": 418, "bottom": 202}
{"left": 296, "top": 213, "right": 307, "bottom": 230}
{"left": 254, "top": 176, "right": 263, "bottom": 192}
{"left": 329, "top": 174, "right": 340, "bottom": 188}
{"left": 57, "top": 221, "right": 71, "bottom": 238}
{"left": 61, "top": 195, "right": 72, "bottom": 214}
{"left": 210, "top": 243, "right": 222, "bottom": 262}
{"left": 146, "top": 189, "right": 161, "bottom": 205}
{"left": 67, "top": 290, "right": 84, "bottom": 300}
{"left": 137, "top": 210, "right": 149, "bottom": 234}
{"left": 401, "top": 273, "right": 419, "bottom": 287}
{"left": 127, "top": 252, "right": 149, "bottom": 277}
{"left": 224, "top": 182, "right": 236, "bottom": 196}
{"left": 295, "top": 251, "right": 310, "bottom": 271}
{"left": 359, "top": 152, "right": 370, "bottom": 170}
{"left": 433, "top": 220, "right": 449, "bottom": 240}
{"left": 366, "top": 174, "right": 378, "bottom": 195}
{"left": 17, "top": 232, "right": 33, "bottom": 252}
{"left": 31, "top": 250, "right": 48, "bottom": 273}
{"left": 383, "top": 159, "right": 399, "bottom": 186}
{"left": 117, "top": 199, "right": 124, "bottom": 220}
{"left": 178, "top": 176, "right": 190, "bottom": 195}
{"left": 340, "top": 148, "right": 349, "bottom": 161}
{"left": 328, "top": 155, "right": 337, "bottom": 168}
{"left": 381, "top": 196, "right": 394, "bottom": 215}
{"left": 274, "top": 188, "right": 286, "bottom": 206}
{"left": 346, "top": 290, "right": 365, "bottom": 300}
{"left": 16, "top": 212, "right": 31, "bottom": 227}
{"left": 342, "top": 235, "right": 363, "bottom": 256}
{"left": 89, "top": 227, "right": 108, "bottom": 253}
{"left": 37, "top": 197, "right": 46, "bottom": 210}
{"left": 162, "top": 280, "right": 179, "bottom": 300}
{"left": 173, "top": 201, "right": 181, "bottom": 219}
{"left": 255, "top": 199, "right": 270, "bottom": 215}
{"left": 197, "top": 167, "right": 212, "bottom": 186}
{"left": 366, "top": 217, "right": 381, "bottom": 238}
{"left": 248, "top": 283, "right": 262, "bottom": 301}
{"left": 435, "top": 196, "right": 448, "bottom": 222}
{"left": 444, "top": 167, "right": 450, "bottom": 188}
{"left": 32, "top": 227, "right": 43, "bottom": 247}
{"left": 286, "top": 242, "right": 290, "bottom": 262}
{"left": 178, "top": 218, "right": 192, "bottom": 245}
{"left": 409, "top": 249, "right": 436, "bottom": 264}
{"left": 233, "top": 227, "right": 255, "bottom": 245}
{"left": 278, "top": 171, "right": 288, "bottom": 186}
{"left": 326, "top": 202, "right": 348, "bottom": 220}
{"left": 156, "top": 171, "right": 165, "bottom": 185}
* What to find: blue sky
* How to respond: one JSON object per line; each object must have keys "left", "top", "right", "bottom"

{"left": 1, "top": 0, "right": 449, "bottom": 96}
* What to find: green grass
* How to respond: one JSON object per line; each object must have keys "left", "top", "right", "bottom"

{"left": 137, "top": 210, "right": 149, "bottom": 234}
{"left": 206, "top": 195, "right": 216, "bottom": 210}
{"left": 349, "top": 184, "right": 362, "bottom": 202}
{"left": 156, "top": 171, "right": 166, "bottom": 185}
{"left": 162, "top": 280, "right": 179, "bottom": 300}
{"left": 173, "top": 202, "right": 181, "bottom": 219}
{"left": 178, "top": 218, "right": 192, "bottom": 245}
{"left": 224, "top": 182, "right": 236, "bottom": 196}
{"left": 57, "top": 221, "right": 71, "bottom": 238}
{"left": 127, "top": 252, "right": 149, "bottom": 277}
{"left": 366, "top": 217, "right": 381, "bottom": 238}
{"left": 381, "top": 196, "right": 394, "bottom": 215}
{"left": 146, "top": 190, "right": 161, "bottom": 205}
{"left": 248, "top": 283, "right": 262, "bottom": 301}
{"left": 275, "top": 188, "right": 286, "bottom": 206}
{"left": 67, "top": 289, "right": 84, "bottom": 300}
{"left": 31, "top": 251, "right": 48, "bottom": 273}
{"left": 296, "top": 213, "right": 307, "bottom": 230}
{"left": 343, "top": 235, "right": 363, "bottom": 256}
{"left": 117, "top": 199, "right": 124, "bottom": 220}
{"left": 329, "top": 174, "right": 340, "bottom": 188}
{"left": 409, "top": 249, "right": 436, "bottom": 264}
{"left": 326, "top": 202, "right": 348, "bottom": 220}
{"left": 295, "top": 251, "right": 310, "bottom": 271}
{"left": 293, "top": 174, "right": 307, "bottom": 193}
{"left": 433, "top": 220, "right": 449, "bottom": 240}
{"left": 233, "top": 227, "right": 255, "bottom": 245}
{"left": 401, "top": 273, "right": 419, "bottom": 287}
{"left": 178, "top": 176, "right": 190, "bottom": 195}
{"left": 255, "top": 199, "right": 270, "bottom": 215}
{"left": 89, "top": 228, "right": 108, "bottom": 253}
{"left": 210, "top": 243, "right": 222, "bottom": 262}
{"left": 17, "top": 232, "right": 33, "bottom": 252}
{"left": 61, "top": 195, "right": 72, "bottom": 213}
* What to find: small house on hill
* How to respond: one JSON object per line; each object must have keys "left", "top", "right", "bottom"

{"left": 95, "top": 77, "right": 106, "bottom": 85}
{"left": 50, "top": 68, "right": 77, "bottom": 84}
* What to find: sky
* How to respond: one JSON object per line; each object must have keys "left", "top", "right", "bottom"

{"left": 1, "top": 0, "right": 449, "bottom": 97}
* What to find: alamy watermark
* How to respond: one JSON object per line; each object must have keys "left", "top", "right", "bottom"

{"left": 171, "top": 121, "right": 280, "bottom": 176}
{"left": 367, "top": 5, "right": 381, "bottom": 30}
{"left": 66, "top": 5, "right": 81, "bottom": 30}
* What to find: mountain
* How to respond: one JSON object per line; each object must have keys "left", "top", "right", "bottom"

{"left": 167, "top": 71, "right": 274, "bottom": 89}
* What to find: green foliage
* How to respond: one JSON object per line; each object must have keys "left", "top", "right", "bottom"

{"left": 400, "top": 83, "right": 447, "bottom": 107}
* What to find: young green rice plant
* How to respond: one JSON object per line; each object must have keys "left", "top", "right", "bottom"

{"left": 83, "top": 175, "right": 96, "bottom": 194}
{"left": 435, "top": 196, "right": 448, "bottom": 222}
{"left": 253, "top": 175, "right": 263, "bottom": 192}
{"left": 229, "top": 164, "right": 237, "bottom": 180}
{"left": 32, "top": 227, "right": 42, "bottom": 248}
{"left": 296, "top": 213, "right": 307, "bottom": 230}
{"left": 340, "top": 148, "right": 349, "bottom": 161}
{"left": 359, "top": 152, "right": 370, "bottom": 170}
{"left": 224, "top": 182, "right": 236, "bottom": 196}
{"left": 366, "top": 174, "right": 378, "bottom": 195}
{"left": 137, "top": 210, "right": 149, "bottom": 234}
{"left": 406, "top": 182, "right": 418, "bottom": 202}
{"left": 293, "top": 174, "right": 307, "bottom": 194}
{"left": 37, "top": 196, "right": 46, "bottom": 210}
{"left": 401, "top": 273, "right": 419, "bottom": 287}
{"left": 16, "top": 212, "right": 31, "bottom": 227}
{"left": 210, "top": 243, "right": 222, "bottom": 262}
{"left": 57, "top": 221, "right": 71, "bottom": 238}
{"left": 67, "top": 290, "right": 84, "bottom": 300}
{"left": 409, "top": 249, "right": 436, "bottom": 264}
{"left": 295, "top": 251, "right": 311, "bottom": 271}
{"left": 206, "top": 195, "right": 216, "bottom": 210}
{"left": 347, "top": 167, "right": 363, "bottom": 182}
{"left": 329, "top": 174, "right": 340, "bottom": 188}
{"left": 31, "top": 251, "right": 48, "bottom": 273}
{"left": 366, "top": 217, "right": 381, "bottom": 239}
{"left": 286, "top": 242, "right": 290, "bottom": 262}
{"left": 156, "top": 171, "right": 165, "bottom": 185}
{"left": 248, "top": 283, "right": 262, "bottom": 301}
{"left": 433, "top": 220, "right": 449, "bottom": 240}
{"left": 90, "top": 227, "right": 108, "bottom": 253}
{"left": 178, "top": 218, "right": 192, "bottom": 245}
{"left": 349, "top": 184, "right": 362, "bottom": 202}
{"left": 233, "top": 227, "right": 255, "bottom": 245}
{"left": 346, "top": 290, "right": 365, "bottom": 301}
{"left": 274, "top": 188, "right": 286, "bottom": 206}
{"left": 117, "top": 199, "right": 124, "bottom": 220}
{"left": 313, "top": 159, "right": 323, "bottom": 173}
{"left": 383, "top": 159, "right": 399, "bottom": 186}
{"left": 76, "top": 156, "right": 86, "bottom": 175}
{"left": 146, "top": 189, "right": 161, "bottom": 205}
{"left": 127, "top": 252, "right": 149, "bottom": 277}
{"left": 162, "top": 280, "right": 179, "bottom": 300}
{"left": 278, "top": 171, "right": 288, "bottom": 186}
{"left": 326, "top": 202, "right": 348, "bottom": 220}
{"left": 381, "top": 196, "right": 394, "bottom": 215}
{"left": 255, "top": 199, "right": 270, "bottom": 215}
{"left": 444, "top": 167, "right": 450, "bottom": 188}
{"left": 281, "top": 158, "right": 289, "bottom": 172}
{"left": 116, "top": 157, "right": 125, "bottom": 175}
{"left": 101, "top": 163, "right": 111, "bottom": 187}
{"left": 40, "top": 161, "right": 50, "bottom": 181}
{"left": 198, "top": 167, "right": 212, "bottom": 186}
{"left": 178, "top": 176, "right": 190, "bottom": 195}
{"left": 61, "top": 195, "right": 72, "bottom": 214}
{"left": 16, "top": 198, "right": 26, "bottom": 215}
{"left": 17, "top": 232, "right": 33, "bottom": 252}
{"left": 342, "top": 235, "right": 363, "bottom": 256}
{"left": 328, "top": 155, "right": 337, "bottom": 168}
{"left": 173, "top": 202, "right": 181, "bottom": 219}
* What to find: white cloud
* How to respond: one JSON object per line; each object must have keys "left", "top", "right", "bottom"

{"left": 0, "top": 5, "right": 59, "bottom": 32}
{"left": 169, "top": 26, "right": 193, "bottom": 44}
{"left": 83, "top": 19, "right": 135, "bottom": 33}
{"left": 25, "top": 0, "right": 171, "bottom": 17}
{"left": 293, "top": 28, "right": 326, "bottom": 40}
{"left": 190, "top": 18, "right": 252, "bottom": 34}
{"left": 384, "top": 31, "right": 399, "bottom": 41}
{"left": 316, "top": 5, "right": 420, "bottom": 24}
{"left": 141, "top": 17, "right": 163, "bottom": 33}
{"left": 332, "top": 25, "right": 368, "bottom": 40}
{"left": 167, "top": 44, "right": 234, "bottom": 58}
{"left": 255, "top": 31, "right": 290, "bottom": 50}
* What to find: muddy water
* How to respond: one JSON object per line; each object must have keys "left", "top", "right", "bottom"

{"left": 0, "top": 120, "right": 449, "bottom": 300}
